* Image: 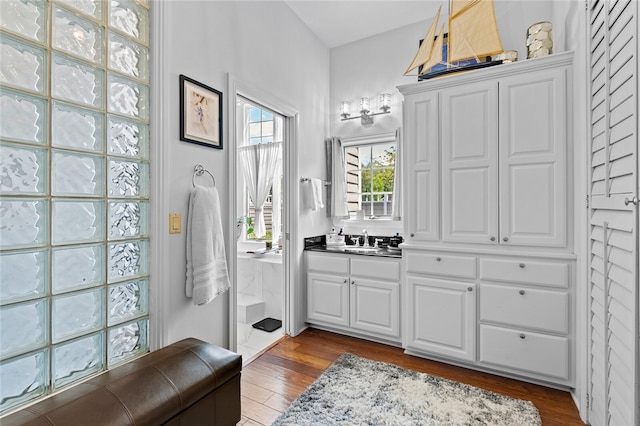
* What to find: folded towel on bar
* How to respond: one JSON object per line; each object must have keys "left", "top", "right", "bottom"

{"left": 186, "top": 185, "right": 230, "bottom": 306}
{"left": 305, "top": 178, "right": 325, "bottom": 211}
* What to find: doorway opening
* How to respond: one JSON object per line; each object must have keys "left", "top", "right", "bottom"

{"left": 234, "top": 96, "right": 286, "bottom": 363}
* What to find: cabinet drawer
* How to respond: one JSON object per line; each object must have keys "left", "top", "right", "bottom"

{"left": 307, "top": 253, "right": 349, "bottom": 275}
{"left": 480, "top": 258, "right": 569, "bottom": 288}
{"left": 406, "top": 252, "right": 476, "bottom": 279}
{"left": 351, "top": 257, "right": 400, "bottom": 281}
{"left": 479, "top": 325, "right": 570, "bottom": 381}
{"left": 480, "top": 284, "right": 569, "bottom": 333}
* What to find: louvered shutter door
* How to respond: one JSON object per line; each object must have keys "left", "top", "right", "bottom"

{"left": 588, "top": 1, "right": 639, "bottom": 425}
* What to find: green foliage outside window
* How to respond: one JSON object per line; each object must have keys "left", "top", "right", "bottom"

{"left": 361, "top": 146, "right": 395, "bottom": 197}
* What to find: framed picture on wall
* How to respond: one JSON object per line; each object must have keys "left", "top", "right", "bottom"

{"left": 179, "top": 74, "right": 223, "bottom": 149}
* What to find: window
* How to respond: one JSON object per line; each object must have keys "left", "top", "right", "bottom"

{"left": 238, "top": 98, "right": 283, "bottom": 244}
{"left": 249, "top": 107, "right": 275, "bottom": 145}
{"left": 0, "top": 0, "right": 150, "bottom": 414}
{"left": 345, "top": 142, "right": 396, "bottom": 219}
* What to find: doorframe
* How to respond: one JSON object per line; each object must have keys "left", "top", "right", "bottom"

{"left": 226, "top": 74, "right": 299, "bottom": 351}
{"left": 149, "top": 0, "right": 169, "bottom": 351}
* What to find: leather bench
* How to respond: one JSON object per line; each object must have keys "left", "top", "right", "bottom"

{"left": 2, "top": 338, "right": 242, "bottom": 426}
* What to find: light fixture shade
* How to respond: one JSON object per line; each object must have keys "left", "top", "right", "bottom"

{"left": 359, "top": 97, "right": 370, "bottom": 114}
{"left": 340, "top": 101, "right": 350, "bottom": 119}
{"left": 379, "top": 93, "right": 391, "bottom": 112}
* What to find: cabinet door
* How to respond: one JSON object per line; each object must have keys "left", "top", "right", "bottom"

{"left": 307, "top": 272, "right": 349, "bottom": 327}
{"left": 498, "top": 68, "right": 567, "bottom": 247}
{"left": 404, "top": 91, "right": 439, "bottom": 241}
{"left": 406, "top": 276, "right": 476, "bottom": 361}
{"left": 350, "top": 278, "right": 400, "bottom": 338}
{"left": 441, "top": 81, "right": 499, "bottom": 244}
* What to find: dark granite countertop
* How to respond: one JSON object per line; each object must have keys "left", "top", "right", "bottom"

{"left": 305, "top": 244, "right": 402, "bottom": 258}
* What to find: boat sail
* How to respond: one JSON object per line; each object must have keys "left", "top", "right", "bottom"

{"left": 405, "top": 0, "right": 504, "bottom": 79}
{"left": 404, "top": 5, "right": 442, "bottom": 75}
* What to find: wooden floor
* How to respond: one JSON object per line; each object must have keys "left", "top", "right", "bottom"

{"left": 238, "top": 328, "right": 585, "bottom": 426}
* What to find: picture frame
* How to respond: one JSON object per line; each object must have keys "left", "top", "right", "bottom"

{"left": 179, "top": 74, "right": 223, "bottom": 149}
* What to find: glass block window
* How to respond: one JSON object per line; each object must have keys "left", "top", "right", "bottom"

{"left": 0, "top": 0, "right": 150, "bottom": 415}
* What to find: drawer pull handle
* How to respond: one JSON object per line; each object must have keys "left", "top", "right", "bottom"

{"left": 519, "top": 334, "right": 526, "bottom": 339}
{"left": 490, "top": 236, "right": 496, "bottom": 241}
{"left": 503, "top": 237, "right": 509, "bottom": 242}
{"left": 351, "top": 280, "right": 355, "bottom": 285}
{"left": 410, "top": 233, "right": 415, "bottom": 237}
{"left": 519, "top": 290, "right": 525, "bottom": 295}
{"left": 436, "top": 257, "right": 442, "bottom": 261}
{"left": 519, "top": 263, "right": 525, "bottom": 268}
{"left": 467, "top": 287, "right": 473, "bottom": 292}
{"left": 343, "top": 279, "right": 348, "bottom": 284}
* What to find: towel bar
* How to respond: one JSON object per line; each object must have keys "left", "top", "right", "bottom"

{"left": 193, "top": 164, "right": 216, "bottom": 187}
{"left": 300, "top": 177, "right": 331, "bottom": 186}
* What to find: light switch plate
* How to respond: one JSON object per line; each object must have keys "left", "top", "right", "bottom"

{"left": 169, "top": 214, "right": 181, "bottom": 234}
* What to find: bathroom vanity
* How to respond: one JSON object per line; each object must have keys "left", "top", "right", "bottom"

{"left": 305, "top": 247, "right": 402, "bottom": 345}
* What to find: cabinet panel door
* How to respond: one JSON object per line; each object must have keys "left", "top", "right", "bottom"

{"left": 479, "top": 325, "right": 570, "bottom": 381}
{"left": 442, "top": 82, "right": 499, "bottom": 243}
{"left": 351, "top": 257, "right": 400, "bottom": 281}
{"left": 307, "top": 272, "right": 349, "bottom": 327}
{"left": 499, "top": 68, "right": 567, "bottom": 246}
{"left": 307, "top": 252, "right": 349, "bottom": 275}
{"left": 480, "top": 283, "right": 569, "bottom": 333}
{"left": 406, "top": 276, "right": 476, "bottom": 361}
{"left": 404, "top": 91, "right": 439, "bottom": 241}
{"left": 350, "top": 279, "right": 400, "bottom": 338}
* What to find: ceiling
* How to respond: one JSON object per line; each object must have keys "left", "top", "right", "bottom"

{"left": 284, "top": 1, "right": 442, "bottom": 48}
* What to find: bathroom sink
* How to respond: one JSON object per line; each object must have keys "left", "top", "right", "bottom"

{"left": 319, "top": 246, "right": 399, "bottom": 257}
{"left": 342, "top": 246, "right": 381, "bottom": 253}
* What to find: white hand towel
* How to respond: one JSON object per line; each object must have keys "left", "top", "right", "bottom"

{"left": 186, "top": 186, "right": 230, "bottom": 306}
{"left": 305, "top": 178, "right": 325, "bottom": 211}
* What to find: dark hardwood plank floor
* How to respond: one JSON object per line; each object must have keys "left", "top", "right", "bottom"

{"left": 238, "top": 328, "right": 585, "bottom": 426}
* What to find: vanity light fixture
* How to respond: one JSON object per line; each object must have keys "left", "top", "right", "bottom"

{"left": 340, "top": 93, "right": 392, "bottom": 124}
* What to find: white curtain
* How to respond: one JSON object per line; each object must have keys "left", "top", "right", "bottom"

{"left": 391, "top": 129, "right": 402, "bottom": 220}
{"left": 239, "top": 142, "right": 282, "bottom": 238}
{"left": 325, "top": 137, "right": 349, "bottom": 218}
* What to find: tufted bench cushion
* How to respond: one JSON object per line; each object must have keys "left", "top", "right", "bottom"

{"left": 2, "top": 338, "right": 242, "bottom": 426}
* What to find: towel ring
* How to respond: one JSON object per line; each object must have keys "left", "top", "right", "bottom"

{"left": 192, "top": 164, "right": 216, "bottom": 187}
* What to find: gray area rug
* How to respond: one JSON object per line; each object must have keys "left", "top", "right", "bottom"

{"left": 272, "top": 353, "right": 542, "bottom": 426}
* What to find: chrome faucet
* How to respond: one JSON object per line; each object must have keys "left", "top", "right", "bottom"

{"left": 362, "top": 229, "right": 370, "bottom": 247}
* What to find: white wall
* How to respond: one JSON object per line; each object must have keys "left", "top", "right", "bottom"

{"left": 155, "top": 1, "right": 330, "bottom": 348}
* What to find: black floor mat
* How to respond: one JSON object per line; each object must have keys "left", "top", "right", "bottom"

{"left": 252, "top": 317, "right": 282, "bottom": 332}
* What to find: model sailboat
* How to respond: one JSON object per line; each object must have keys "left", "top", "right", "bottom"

{"left": 405, "top": 0, "right": 504, "bottom": 80}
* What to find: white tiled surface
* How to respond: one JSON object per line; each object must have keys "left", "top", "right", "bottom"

{"left": 237, "top": 294, "right": 265, "bottom": 324}
{"left": 236, "top": 250, "right": 284, "bottom": 364}
{"left": 237, "top": 322, "right": 284, "bottom": 364}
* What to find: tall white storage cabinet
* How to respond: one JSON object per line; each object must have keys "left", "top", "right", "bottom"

{"left": 399, "top": 52, "right": 575, "bottom": 387}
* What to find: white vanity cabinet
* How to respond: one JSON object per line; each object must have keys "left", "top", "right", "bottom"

{"left": 306, "top": 254, "right": 350, "bottom": 327}
{"left": 405, "top": 251, "right": 477, "bottom": 362}
{"left": 306, "top": 251, "right": 401, "bottom": 343}
{"left": 398, "top": 52, "right": 575, "bottom": 387}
